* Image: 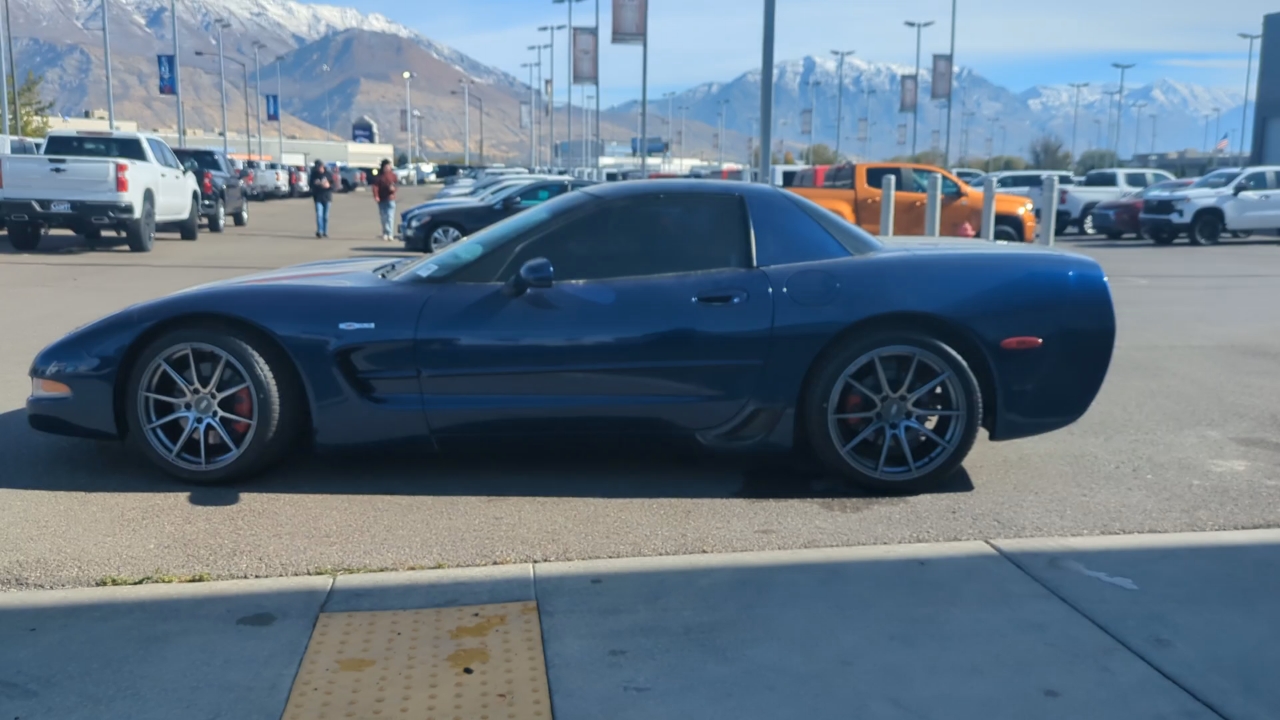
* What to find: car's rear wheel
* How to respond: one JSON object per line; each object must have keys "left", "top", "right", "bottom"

{"left": 7, "top": 223, "right": 43, "bottom": 252}
{"left": 1189, "top": 213, "right": 1223, "bottom": 246}
{"left": 803, "top": 332, "right": 982, "bottom": 494}
{"left": 233, "top": 198, "right": 249, "bottom": 227}
{"left": 179, "top": 197, "right": 200, "bottom": 241}
{"left": 125, "top": 196, "right": 156, "bottom": 253}
{"left": 993, "top": 219, "right": 1021, "bottom": 243}
{"left": 1080, "top": 208, "right": 1097, "bottom": 235}
{"left": 1149, "top": 229, "right": 1177, "bottom": 245}
{"left": 209, "top": 198, "right": 226, "bottom": 233}
{"left": 124, "top": 328, "right": 303, "bottom": 484}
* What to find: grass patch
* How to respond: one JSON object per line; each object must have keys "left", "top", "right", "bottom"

{"left": 95, "top": 571, "right": 214, "bottom": 587}
{"left": 308, "top": 562, "right": 447, "bottom": 577}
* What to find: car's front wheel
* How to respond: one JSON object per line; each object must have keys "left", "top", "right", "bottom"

{"left": 233, "top": 197, "right": 249, "bottom": 227}
{"left": 209, "top": 198, "right": 226, "bottom": 233}
{"left": 1188, "top": 212, "right": 1223, "bottom": 246}
{"left": 1149, "top": 228, "right": 1177, "bottom": 245}
{"left": 124, "top": 328, "right": 303, "bottom": 484}
{"left": 427, "top": 223, "right": 465, "bottom": 252}
{"left": 803, "top": 332, "right": 982, "bottom": 494}
{"left": 7, "top": 223, "right": 43, "bottom": 252}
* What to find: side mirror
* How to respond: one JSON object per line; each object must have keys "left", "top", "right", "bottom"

{"left": 1233, "top": 183, "right": 1246, "bottom": 196}
{"left": 502, "top": 195, "right": 522, "bottom": 210}
{"left": 504, "top": 257, "right": 554, "bottom": 297}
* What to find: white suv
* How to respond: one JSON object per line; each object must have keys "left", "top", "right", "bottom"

{"left": 1139, "top": 166, "right": 1280, "bottom": 245}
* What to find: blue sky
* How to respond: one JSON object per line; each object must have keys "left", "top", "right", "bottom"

{"left": 337, "top": 0, "right": 1272, "bottom": 105}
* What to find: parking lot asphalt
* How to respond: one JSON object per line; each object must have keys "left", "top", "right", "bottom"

{"left": 1, "top": 187, "right": 1278, "bottom": 590}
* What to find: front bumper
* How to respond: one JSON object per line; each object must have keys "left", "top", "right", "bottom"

{"left": 1089, "top": 210, "right": 1139, "bottom": 235}
{"left": 1139, "top": 215, "right": 1189, "bottom": 234}
{"left": 1, "top": 199, "right": 135, "bottom": 228}
{"left": 26, "top": 375, "right": 120, "bottom": 441}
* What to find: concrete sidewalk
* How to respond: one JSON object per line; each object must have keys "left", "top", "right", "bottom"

{"left": 2, "top": 530, "right": 1277, "bottom": 720}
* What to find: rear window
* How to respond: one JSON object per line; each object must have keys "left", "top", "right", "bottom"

{"left": 783, "top": 191, "right": 882, "bottom": 256}
{"left": 43, "top": 135, "right": 148, "bottom": 162}
{"left": 1124, "top": 172, "right": 1150, "bottom": 187}
{"left": 1083, "top": 172, "right": 1118, "bottom": 187}
{"left": 174, "top": 150, "right": 225, "bottom": 173}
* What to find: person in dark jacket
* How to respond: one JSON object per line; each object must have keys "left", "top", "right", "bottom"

{"left": 309, "top": 159, "right": 334, "bottom": 238}
{"left": 372, "top": 158, "right": 398, "bottom": 241}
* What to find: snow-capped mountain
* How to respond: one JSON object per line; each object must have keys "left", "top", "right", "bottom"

{"left": 618, "top": 55, "right": 1250, "bottom": 162}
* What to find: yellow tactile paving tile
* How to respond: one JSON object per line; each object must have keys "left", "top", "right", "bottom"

{"left": 281, "top": 602, "right": 552, "bottom": 720}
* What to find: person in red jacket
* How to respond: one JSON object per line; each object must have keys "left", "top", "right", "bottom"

{"left": 372, "top": 158, "right": 398, "bottom": 241}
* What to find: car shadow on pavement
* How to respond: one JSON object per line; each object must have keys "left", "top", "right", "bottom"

{"left": 1056, "top": 237, "right": 1280, "bottom": 250}
{"left": 0, "top": 409, "right": 973, "bottom": 504}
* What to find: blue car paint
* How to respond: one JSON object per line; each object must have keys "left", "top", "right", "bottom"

{"left": 27, "top": 181, "right": 1116, "bottom": 458}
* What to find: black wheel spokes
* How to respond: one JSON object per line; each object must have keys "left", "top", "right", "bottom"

{"left": 826, "top": 346, "right": 967, "bottom": 481}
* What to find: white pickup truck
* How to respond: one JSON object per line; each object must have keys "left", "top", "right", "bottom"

{"left": 1139, "top": 166, "right": 1280, "bottom": 245}
{"left": 0, "top": 130, "right": 200, "bottom": 252}
{"left": 1057, "top": 167, "right": 1175, "bottom": 234}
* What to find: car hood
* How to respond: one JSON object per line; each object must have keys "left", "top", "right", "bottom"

{"left": 1162, "top": 188, "right": 1225, "bottom": 201}
{"left": 404, "top": 197, "right": 485, "bottom": 216}
{"left": 177, "top": 257, "right": 394, "bottom": 293}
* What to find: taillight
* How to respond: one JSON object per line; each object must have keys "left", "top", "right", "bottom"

{"left": 1059, "top": 189, "right": 1068, "bottom": 204}
{"left": 0, "top": 164, "right": 5, "bottom": 189}
{"left": 201, "top": 171, "right": 214, "bottom": 195}
{"left": 116, "top": 162, "right": 129, "bottom": 193}
{"left": 246, "top": 171, "right": 255, "bottom": 184}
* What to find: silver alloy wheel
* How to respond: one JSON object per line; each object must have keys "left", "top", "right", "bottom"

{"left": 429, "top": 225, "right": 462, "bottom": 251}
{"left": 1081, "top": 213, "right": 1095, "bottom": 235}
{"left": 137, "top": 343, "right": 258, "bottom": 472}
{"left": 826, "top": 345, "right": 967, "bottom": 482}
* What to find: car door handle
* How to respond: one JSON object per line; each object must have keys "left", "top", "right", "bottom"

{"left": 694, "top": 290, "right": 748, "bottom": 305}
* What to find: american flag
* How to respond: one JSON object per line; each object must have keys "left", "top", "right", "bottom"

{"left": 1214, "top": 133, "right": 1230, "bottom": 153}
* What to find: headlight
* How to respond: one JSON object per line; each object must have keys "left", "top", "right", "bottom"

{"left": 31, "top": 377, "right": 72, "bottom": 398}
{"left": 408, "top": 215, "right": 430, "bottom": 228}
{"left": 1017, "top": 206, "right": 1027, "bottom": 215}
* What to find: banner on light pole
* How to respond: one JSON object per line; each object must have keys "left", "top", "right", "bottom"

{"left": 157, "top": 54, "right": 177, "bottom": 96}
{"left": 857, "top": 118, "right": 868, "bottom": 142}
{"left": 400, "top": 109, "right": 409, "bottom": 132}
{"left": 800, "top": 109, "right": 813, "bottom": 136}
{"left": 520, "top": 101, "right": 531, "bottom": 130}
{"left": 931, "top": 129, "right": 941, "bottom": 150}
{"left": 612, "top": 0, "right": 647, "bottom": 44}
{"left": 265, "top": 94, "right": 280, "bottom": 122}
{"left": 897, "top": 123, "right": 908, "bottom": 146}
{"left": 573, "top": 27, "right": 598, "bottom": 84}
{"left": 544, "top": 80, "right": 553, "bottom": 116}
{"left": 931, "top": 54, "right": 953, "bottom": 100}
{"left": 899, "top": 75, "right": 918, "bottom": 113}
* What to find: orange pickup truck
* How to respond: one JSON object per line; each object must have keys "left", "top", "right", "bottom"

{"left": 787, "top": 162, "right": 1037, "bottom": 242}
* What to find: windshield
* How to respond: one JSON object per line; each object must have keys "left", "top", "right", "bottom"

{"left": 1190, "top": 170, "right": 1242, "bottom": 189}
{"left": 43, "top": 135, "right": 148, "bottom": 162}
{"left": 1139, "top": 180, "right": 1190, "bottom": 197}
{"left": 173, "top": 150, "right": 222, "bottom": 172}
{"left": 478, "top": 181, "right": 536, "bottom": 202}
{"left": 397, "top": 191, "right": 593, "bottom": 281}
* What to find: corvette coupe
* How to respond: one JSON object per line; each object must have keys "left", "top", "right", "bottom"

{"left": 27, "top": 181, "right": 1116, "bottom": 492}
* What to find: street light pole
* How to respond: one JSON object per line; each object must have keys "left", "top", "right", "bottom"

{"left": 830, "top": 49, "right": 854, "bottom": 159}
{"left": 170, "top": 0, "right": 183, "bottom": 146}
{"left": 1111, "top": 62, "right": 1135, "bottom": 156}
{"left": 1131, "top": 101, "right": 1147, "bottom": 158}
{"left": 537, "top": 25, "right": 565, "bottom": 167}
{"left": 594, "top": 0, "right": 601, "bottom": 171}
{"left": 102, "top": 0, "right": 115, "bottom": 129}
{"left": 321, "top": 63, "right": 332, "bottom": 137}
{"left": 275, "top": 56, "right": 284, "bottom": 162}
{"left": 943, "top": 0, "right": 957, "bottom": 167}
{"left": 760, "top": 0, "right": 776, "bottom": 184}
{"left": 522, "top": 62, "right": 538, "bottom": 169}
{"left": 1068, "top": 82, "right": 1089, "bottom": 162}
{"left": 807, "top": 78, "right": 821, "bottom": 162}
{"left": 553, "top": 0, "right": 586, "bottom": 169}
{"left": 252, "top": 41, "right": 265, "bottom": 160}
{"left": 460, "top": 79, "right": 471, "bottom": 166}
{"left": 402, "top": 70, "right": 415, "bottom": 163}
{"left": 1239, "top": 32, "right": 1262, "bottom": 161}
{"left": 2, "top": 0, "right": 16, "bottom": 135}
{"left": 717, "top": 99, "right": 729, "bottom": 167}
{"left": 904, "top": 20, "right": 934, "bottom": 156}
{"left": 678, "top": 105, "right": 687, "bottom": 163}
{"left": 214, "top": 22, "right": 230, "bottom": 154}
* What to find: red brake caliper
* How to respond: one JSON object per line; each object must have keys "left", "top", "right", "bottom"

{"left": 228, "top": 388, "right": 252, "bottom": 434}
{"left": 839, "top": 392, "right": 867, "bottom": 431}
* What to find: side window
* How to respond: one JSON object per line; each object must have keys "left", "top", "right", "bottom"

{"left": 161, "top": 145, "right": 183, "bottom": 170}
{"left": 146, "top": 139, "right": 169, "bottom": 166}
{"left": 995, "top": 176, "right": 1013, "bottom": 188}
{"left": 865, "top": 168, "right": 903, "bottom": 192}
{"left": 1239, "top": 172, "right": 1269, "bottom": 191}
{"left": 499, "top": 194, "right": 751, "bottom": 283}
{"left": 1124, "top": 172, "right": 1149, "bottom": 188}
{"left": 940, "top": 175, "right": 961, "bottom": 195}
{"left": 515, "top": 183, "right": 568, "bottom": 207}
{"left": 18, "top": 139, "right": 37, "bottom": 154}
{"left": 824, "top": 165, "right": 853, "bottom": 189}
{"left": 1085, "top": 172, "right": 1118, "bottom": 187}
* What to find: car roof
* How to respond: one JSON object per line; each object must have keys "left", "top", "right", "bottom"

{"left": 580, "top": 179, "right": 776, "bottom": 200}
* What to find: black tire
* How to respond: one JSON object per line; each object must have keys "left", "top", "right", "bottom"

{"left": 1105, "top": 231, "right": 1124, "bottom": 240}
{"left": 1188, "top": 212, "right": 1223, "bottom": 246}
{"left": 179, "top": 196, "right": 200, "bottom": 241}
{"left": 7, "top": 223, "right": 42, "bottom": 252}
{"left": 123, "top": 326, "right": 304, "bottom": 484}
{"left": 1230, "top": 230, "right": 1252, "bottom": 239}
{"left": 993, "top": 220, "right": 1021, "bottom": 243}
{"left": 125, "top": 195, "right": 156, "bottom": 253}
{"left": 1055, "top": 218, "right": 1072, "bottom": 236}
{"left": 1150, "top": 229, "right": 1176, "bottom": 246}
{"left": 801, "top": 331, "right": 982, "bottom": 494}
{"left": 233, "top": 197, "right": 249, "bottom": 227}
{"left": 208, "top": 197, "right": 226, "bottom": 233}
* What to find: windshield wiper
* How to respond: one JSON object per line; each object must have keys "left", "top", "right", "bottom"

{"left": 374, "top": 257, "right": 414, "bottom": 278}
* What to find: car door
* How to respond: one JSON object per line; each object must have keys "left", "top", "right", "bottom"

{"left": 146, "top": 139, "right": 183, "bottom": 219}
{"left": 906, "top": 167, "right": 973, "bottom": 235}
{"left": 414, "top": 191, "right": 774, "bottom": 436}
{"left": 1227, "top": 170, "right": 1274, "bottom": 230}
{"left": 859, "top": 166, "right": 905, "bottom": 235}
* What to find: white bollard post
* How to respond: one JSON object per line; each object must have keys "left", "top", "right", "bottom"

{"left": 1039, "top": 175, "right": 1059, "bottom": 246}
{"left": 981, "top": 176, "right": 998, "bottom": 241}
{"left": 924, "top": 173, "right": 943, "bottom": 237}
{"left": 880, "top": 173, "right": 896, "bottom": 237}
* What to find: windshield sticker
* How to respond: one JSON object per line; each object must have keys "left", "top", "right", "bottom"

{"left": 416, "top": 263, "right": 440, "bottom": 278}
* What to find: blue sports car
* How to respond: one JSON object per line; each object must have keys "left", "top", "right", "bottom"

{"left": 26, "top": 181, "right": 1116, "bottom": 492}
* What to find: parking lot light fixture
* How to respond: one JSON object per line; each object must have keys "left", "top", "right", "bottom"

{"left": 904, "top": 20, "right": 935, "bottom": 156}
{"left": 1068, "top": 82, "right": 1089, "bottom": 162}
{"left": 1239, "top": 32, "right": 1262, "bottom": 161}
{"left": 1110, "top": 62, "right": 1135, "bottom": 156}
{"left": 830, "top": 50, "right": 855, "bottom": 158}
{"left": 537, "top": 25, "right": 565, "bottom": 167}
